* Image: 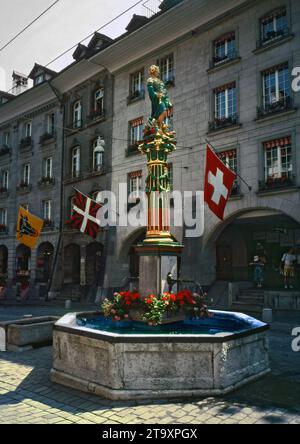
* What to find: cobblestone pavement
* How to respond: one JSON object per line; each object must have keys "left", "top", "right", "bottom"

{"left": 0, "top": 309, "right": 299, "bottom": 424}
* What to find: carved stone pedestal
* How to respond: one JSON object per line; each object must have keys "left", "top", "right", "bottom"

{"left": 135, "top": 243, "right": 183, "bottom": 297}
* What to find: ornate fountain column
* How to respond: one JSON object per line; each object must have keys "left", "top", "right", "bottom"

{"left": 135, "top": 65, "right": 183, "bottom": 296}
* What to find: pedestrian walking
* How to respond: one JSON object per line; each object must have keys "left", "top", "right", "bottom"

{"left": 281, "top": 248, "right": 296, "bottom": 289}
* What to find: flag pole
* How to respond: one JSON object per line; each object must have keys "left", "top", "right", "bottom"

{"left": 72, "top": 186, "right": 121, "bottom": 217}
{"left": 205, "top": 139, "right": 252, "bottom": 191}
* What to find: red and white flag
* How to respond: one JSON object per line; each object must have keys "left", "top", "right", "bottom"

{"left": 204, "top": 145, "right": 236, "bottom": 220}
{"left": 66, "top": 190, "right": 102, "bottom": 239}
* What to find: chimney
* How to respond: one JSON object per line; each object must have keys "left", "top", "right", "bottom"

{"left": 12, "top": 71, "right": 28, "bottom": 95}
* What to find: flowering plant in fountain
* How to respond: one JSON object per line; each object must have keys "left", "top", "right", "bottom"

{"left": 102, "top": 289, "right": 212, "bottom": 326}
{"left": 102, "top": 291, "right": 141, "bottom": 322}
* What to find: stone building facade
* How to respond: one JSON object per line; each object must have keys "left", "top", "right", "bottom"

{"left": 99, "top": 0, "right": 300, "bottom": 290}
{"left": 0, "top": 66, "right": 63, "bottom": 298}
{"left": 0, "top": 0, "right": 299, "bottom": 299}
{"left": 53, "top": 67, "right": 114, "bottom": 299}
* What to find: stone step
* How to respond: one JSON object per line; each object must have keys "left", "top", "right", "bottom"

{"left": 231, "top": 303, "right": 262, "bottom": 314}
{"left": 240, "top": 290, "right": 264, "bottom": 296}
{"left": 238, "top": 294, "right": 264, "bottom": 300}
{"left": 233, "top": 299, "right": 264, "bottom": 306}
{"left": 234, "top": 296, "right": 264, "bottom": 305}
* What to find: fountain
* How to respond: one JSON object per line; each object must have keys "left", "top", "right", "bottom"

{"left": 50, "top": 65, "right": 270, "bottom": 400}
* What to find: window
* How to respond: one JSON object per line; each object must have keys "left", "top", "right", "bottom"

{"left": 158, "top": 54, "right": 174, "bottom": 84}
{"left": 43, "top": 157, "right": 53, "bottom": 178}
{"left": 210, "top": 83, "right": 237, "bottom": 130}
{"left": 3, "top": 132, "right": 10, "bottom": 147}
{"left": 93, "top": 137, "right": 105, "bottom": 171}
{"left": 43, "top": 200, "right": 52, "bottom": 221}
{"left": 261, "top": 8, "right": 288, "bottom": 44}
{"left": 23, "top": 164, "right": 30, "bottom": 186}
{"left": 128, "top": 171, "right": 142, "bottom": 200}
{"left": 130, "top": 69, "right": 144, "bottom": 98}
{"left": 167, "top": 163, "right": 173, "bottom": 192}
{"left": 73, "top": 100, "right": 82, "bottom": 128}
{"left": 165, "top": 107, "right": 174, "bottom": 131}
{"left": 263, "top": 136, "right": 293, "bottom": 188}
{"left": 47, "top": 113, "right": 55, "bottom": 135}
{"left": 72, "top": 146, "right": 80, "bottom": 178}
{"left": 213, "top": 32, "right": 236, "bottom": 65}
{"left": 129, "top": 117, "right": 144, "bottom": 152}
{"left": 94, "top": 88, "right": 104, "bottom": 114}
{"left": 261, "top": 63, "right": 291, "bottom": 114}
{"left": 217, "top": 149, "right": 239, "bottom": 195}
{"left": 25, "top": 121, "right": 32, "bottom": 138}
{"left": 35, "top": 74, "right": 44, "bottom": 85}
{"left": 0, "top": 209, "right": 7, "bottom": 227}
{"left": 2, "top": 170, "right": 9, "bottom": 190}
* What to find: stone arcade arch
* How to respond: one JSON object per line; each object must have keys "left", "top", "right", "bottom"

{"left": 204, "top": 207, "right": 300, "bottom": 289}
{"left": 0, "top": 245, "right": 8, "bottom": 275}
{"left": 63, "top": 244, "right": 80, "bottom": 285}
{"left": 36, "top": 242, "right": 54, "bottom": 283}
{"left": 85, "top": 242, "right": 104, "bottom": 287}
{"left": 16, "top": 244, "right": 31, "bottom": 276}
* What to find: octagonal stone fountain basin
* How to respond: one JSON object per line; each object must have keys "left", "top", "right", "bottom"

{"left": 50, "top": 310, "right": 270, "bottom": 401}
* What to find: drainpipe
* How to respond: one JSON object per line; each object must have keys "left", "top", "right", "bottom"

{"left": 46, "top": 81, "right": 66, "bottom": 301}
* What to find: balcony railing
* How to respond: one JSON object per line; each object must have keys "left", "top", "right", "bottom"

{"left": 38, "top": 177, "right": 55, "bottom": 186}
{"left": 211, "top": 50, "right": 238, "bottom": 68}
{"left": 127, "top": 89, "right": 145, "bottom": 105}
{"left": 87, "top": 109, "right": 105, "bottom": 122}
{"left": 259, "top": 175, "right": 295, "bottom": 192}
{"left": 257, "top": 96, "right": 294, "bottom": 118}
{"left": 126, "top": 143, "right": 141, "bottom": 156}
{"left": 0, "top": 146, "right": 10, "bottom": 156}
{"left": 163, "top": 75, "right": 175, "bottom": 88}
{"left": 258, "top": 27, "right": 290, "bottom": 48}
{"left": 209, "top": 114, "right": 239, "bottom": 132}
{"left": 0, "top": 224, "right": 8, "bottom": 234}
{"left": 40, "top": 132, "right": 55, "bottom": 144}
{"left": 67, "top": 119, "right": 83, "bottom": 131}
{"left": 43, "top": 219, "right": 54, "bottom": 229}
{"left": 20, "top": 137, "right": 32, "bottom": 149}
{"left": 230, "top": 182, "right": 240, "bottom": 197}
{"left": 17, "top": 182, "right": 32, "bottom": 192}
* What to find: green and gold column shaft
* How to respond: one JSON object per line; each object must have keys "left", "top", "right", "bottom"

{"left": 139, "top": 126, "right": 176, "bottom": 245}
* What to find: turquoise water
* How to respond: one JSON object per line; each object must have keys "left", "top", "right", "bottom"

{"left": 77, "top": 315, "right": 249, "bottom": 336}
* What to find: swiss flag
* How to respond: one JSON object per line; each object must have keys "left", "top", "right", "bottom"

{"left": 204, "top": 145, "right": 236, "bottom": 220}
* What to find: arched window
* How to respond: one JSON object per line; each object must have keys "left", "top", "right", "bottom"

{"left": 93, "top": 137, "right": 105, "bottom": 171}
{"left": 72, "top": 146, "right": 80, "bottom": 178}
{"left": 73, "top": 100, "right": 82, "bottom": 128}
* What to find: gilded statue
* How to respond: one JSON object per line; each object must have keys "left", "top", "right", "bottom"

{"left": 147, "top": 65, "right": 173, "bottom": 129}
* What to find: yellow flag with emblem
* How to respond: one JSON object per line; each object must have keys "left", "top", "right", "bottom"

{"left": 16, "top": 207, "right": 44, "bottom": 249}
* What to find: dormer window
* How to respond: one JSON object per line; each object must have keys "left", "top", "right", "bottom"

{"left": 35, "top": 74, "right": 44, "bottom": 86}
